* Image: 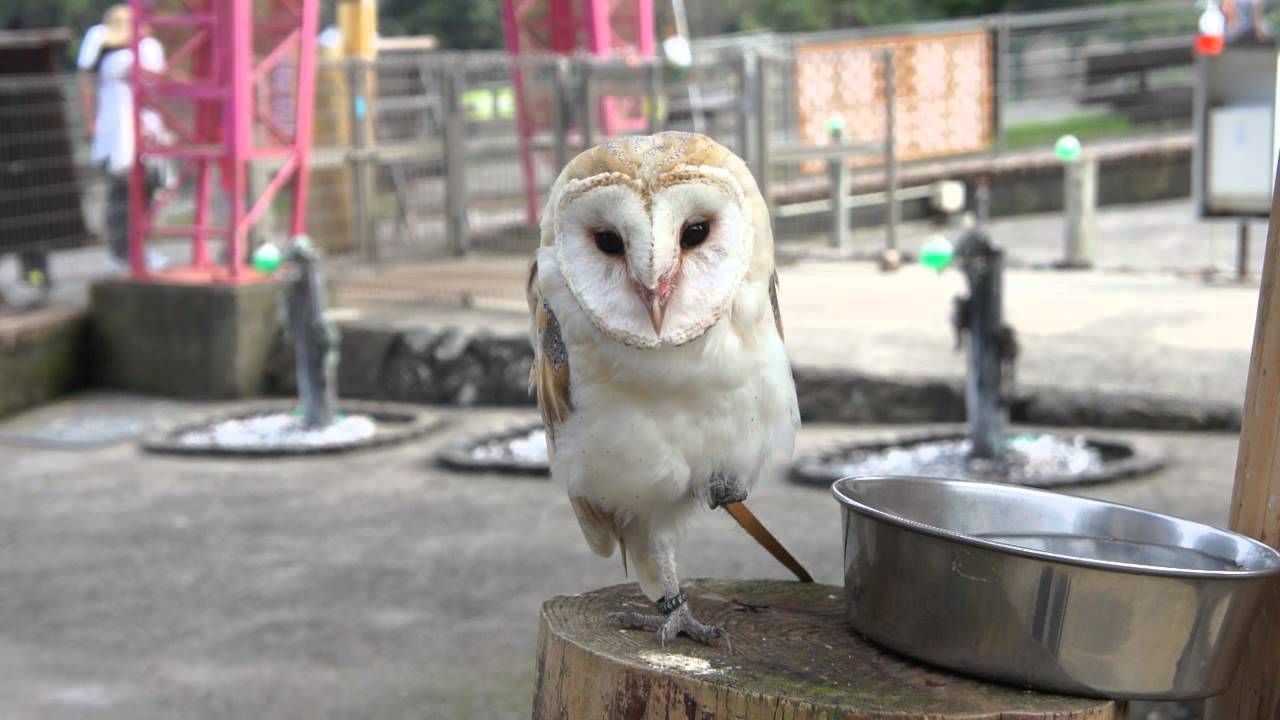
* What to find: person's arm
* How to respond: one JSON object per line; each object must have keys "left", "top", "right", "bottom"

{"left": 76, "top": 25, "right": 103, "bottom": 138}
{"left": 1224, "top": 0, "right": 1240, "bottom": 27}
{"left": 139, "top": 36, "right": 165, "bottom": 73}
{"left": 78, "top": 72, "right": 95, "bottom": 138}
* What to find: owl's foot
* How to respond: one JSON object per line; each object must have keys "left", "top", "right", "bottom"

{"left": 707, "top": 472, "right": 749, "bottom": 509}
{"left": 608, "top": 591, "right": 729, "bottom": 648}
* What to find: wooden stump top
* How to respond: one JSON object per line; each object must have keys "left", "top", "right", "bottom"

{"left": 534, "top": 580, "right": 1123, "bottom": 720}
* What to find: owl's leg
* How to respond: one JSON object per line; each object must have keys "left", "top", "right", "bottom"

{"left": 707, "top": 472, "right": 749, "bottom": 509}
{"left": 608, "top": 539, "right": 728, "bottom": 647}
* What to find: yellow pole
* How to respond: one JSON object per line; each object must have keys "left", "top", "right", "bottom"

{"left": 336, "top": 0, "right": 378, "bottom": 260}
{"left": 338, "top": 0, "right": 378, "bottom": 60}
{"left": 306, "top": 0, "right": 376, "bottom": 255}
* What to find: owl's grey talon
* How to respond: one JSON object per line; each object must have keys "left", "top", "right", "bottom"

{"left": 611, "top": 605, "right": 728, "bottom": 647}
{"left": 609, "top": 610, "right": 665, "bottom": 631}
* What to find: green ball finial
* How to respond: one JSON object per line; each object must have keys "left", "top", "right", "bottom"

{"left": 1054, "top": 134, "right": 1082, "bottom": 162}
{"left": 919, "top": 236, "right": 954, "bottom": 272}
{"left": 826, "top": 115, "right": 847, "bottom": 136}
{"left": 252, "top": 243, "right": 282, "bottom": 274}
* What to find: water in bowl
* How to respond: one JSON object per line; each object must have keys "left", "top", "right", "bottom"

{"left": 976, "top": 532, "right": 1242, "bottom": 572}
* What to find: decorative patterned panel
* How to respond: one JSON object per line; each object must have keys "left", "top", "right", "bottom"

{"left": 795, "top": 30, "right": 993, "bottom": 171}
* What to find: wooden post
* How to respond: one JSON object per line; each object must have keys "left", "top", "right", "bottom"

{"left": 534, "top": 580, "right": 1124, "bottom": 720}
{"left": 443, "top": 65, "right": 470, "bottom": 256}
{"left": 645, "top": 60, "right": 662, "bottom": 136}
{"left": 553, "top": 57, "right": 572, "bottom": 172}
{"left": 994, "top": 16, "right": 1011, "bottom": 154}
{"left": 347, "top": 57, "right": 375, "bottom": 262}
{"left": 1205, "top": 166, "right": 1280, "bottom": 720}
{"left": 337, "top": 0, "right": 377, "bottom": 59}
{"left": 306, "top": 36, "right": 355, "bottom": 255}
{"left": 577, "top": 60, "right": 595, "bottom": 151}
{"left": 736, "top": 49, "right": 757, "bottom": 169}
{"left": 753, "top": 54, "right": 770, "bottom": 204}
{"left": 339, "top": 0, "right": 376, "bottom": 262}
{"left": 883, "top": 50, "right": 899, "bottom": 256}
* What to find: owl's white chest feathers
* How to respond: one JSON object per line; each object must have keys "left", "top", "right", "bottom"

{"left": 536, "top": 250, "right": 799, "bottom": 528}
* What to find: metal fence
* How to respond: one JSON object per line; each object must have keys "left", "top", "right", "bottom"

{"left": 0, "top": 1, "right": 1201, "bottom": 275}
{"left": 333, "top": 0, "right": 1199, "bottom": 262}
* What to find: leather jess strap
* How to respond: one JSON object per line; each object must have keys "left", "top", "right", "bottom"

{"left": 722, "top": 501, "right": 814, "bottom": 583}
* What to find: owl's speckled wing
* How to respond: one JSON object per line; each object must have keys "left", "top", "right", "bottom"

{"left": 769, "top": 271, "right": 784, "bottom": 342}
{"left": 527, "top": 259, "right": 572, "bottom": 447}
{"left": 528, "top": 259, "right": 624, "bottom": 564}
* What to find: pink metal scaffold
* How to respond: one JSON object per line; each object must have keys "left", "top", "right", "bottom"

{"left": 127, "top": 0, "right": 319, "bottom": 283}
{"left": 501, "top": 0, "right": 655, "bottom": 224}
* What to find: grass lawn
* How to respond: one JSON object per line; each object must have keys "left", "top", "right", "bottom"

{"left": 1003, "top": 112, "right": 1134, "bottom": 151}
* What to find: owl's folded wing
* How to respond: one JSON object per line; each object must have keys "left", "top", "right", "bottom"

{"left": 527, "top": 259, "right": 572, "bottom": 448}
{"left": 769, "top": 270, "right": 784, "bottom": 342}
{"left": 528, "top": 259, "right": 624, "bottom": 565}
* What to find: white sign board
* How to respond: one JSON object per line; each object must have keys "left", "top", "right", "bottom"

{"left": 1208, "top": 104, "right": 1277, "bottom": 215}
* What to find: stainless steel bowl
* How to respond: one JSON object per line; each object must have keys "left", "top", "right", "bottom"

{"left": 832, "top": 475, "right": 1280, "bottom": 700}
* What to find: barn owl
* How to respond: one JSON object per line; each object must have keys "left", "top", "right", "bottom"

{"left": 527, "top": 132, "right": 805, "bottom": 645}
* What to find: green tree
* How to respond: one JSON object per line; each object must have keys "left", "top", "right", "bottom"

{"left": 0, "top": 0, "right": 1175, "bottom": 55}
{"left": 379, "top": 0, "right": 505, "bottom": 50}
{"left": 1, "top": 0, "right": 115, "bottom": 66}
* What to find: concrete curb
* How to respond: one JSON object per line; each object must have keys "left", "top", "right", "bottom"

{"left": 435, "top": 422, "right": 549, "bottom": 476}
{"left": 789, "top": 426, "right": 1167, "bottom": 490}
{"left": 263, "top": 323, "right": 1242, "bottom": 433}
{"left": 141, "top": 400, "right": 448, "bottom": 457}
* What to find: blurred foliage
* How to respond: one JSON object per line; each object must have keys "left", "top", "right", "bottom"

{"left": 379, "top": 0, "right": 505, "bottom": 50}
{"left": 0, "top": 0, "right": 110, "bottom": 66}
{"left": 1, "top": 0, "right": 1172, "bottom": 56}
{"left": 0, "top": 0, "right": 104, "bottom": 31}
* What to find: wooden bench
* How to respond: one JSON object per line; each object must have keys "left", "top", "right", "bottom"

{"left": 1081, "top": 36, "right": 1193, "bottom": 124}
{"left": 534, "top": 579, "right": 1124, "bottom": 719}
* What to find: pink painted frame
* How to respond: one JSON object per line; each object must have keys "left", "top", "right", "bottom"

{"left": 128, "top": 0, "right": 319, "bottom": 283}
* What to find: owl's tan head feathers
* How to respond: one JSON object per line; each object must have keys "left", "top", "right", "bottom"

{"left": 542, "top": 133, "right": 774, "bottom": 349}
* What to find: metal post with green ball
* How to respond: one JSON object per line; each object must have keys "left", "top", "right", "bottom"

{"left": 827, "top": 115, "right": 850, "bottom": 251}
{"left": 251, "top": 242, "right": 283, "bottom": 274}
{"left": 257, "top": 237, "right": 340, "bottom": 429}
{"left": 1056, "top": 134, "right": 1094, "bottom": 269}
{"left": 1054, "top": 134, "right": 1082, "bottom": 162}
{"left": 920, "top": 179, "right": 1018, "bottom": 464}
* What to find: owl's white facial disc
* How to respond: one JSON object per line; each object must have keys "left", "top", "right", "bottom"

{"left": 554, "top": 167, "right": 752, "bottom": 349}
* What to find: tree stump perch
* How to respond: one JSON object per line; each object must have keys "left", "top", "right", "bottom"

{"left": 534, "top": 580, "right": 1124, "bottom": 720}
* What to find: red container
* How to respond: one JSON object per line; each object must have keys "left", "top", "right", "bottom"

{"left": 1195, "top": 33, "right": 1224, "bottom": 56}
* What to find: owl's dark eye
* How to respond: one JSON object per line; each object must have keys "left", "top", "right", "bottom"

{"left": 593, "top": 230, "right": 624, "bottom": 256}
{"left": 680, "top": 220, "right": 710, "bottom": 250}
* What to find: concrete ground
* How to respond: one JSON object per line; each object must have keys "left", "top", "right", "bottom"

{"left": 0, "top": 393, "right": 1240, "bottom": 719}
{"left": 0, "top": 197, "right": 1262, "bottom": 718}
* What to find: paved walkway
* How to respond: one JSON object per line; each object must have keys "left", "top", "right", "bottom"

{"left": 0, "top": 394, "right": 1241, "bottom": 719}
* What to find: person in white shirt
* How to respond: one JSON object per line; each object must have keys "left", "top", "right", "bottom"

{"left": 77, "top": 4, "right": 168, "bottom": 270}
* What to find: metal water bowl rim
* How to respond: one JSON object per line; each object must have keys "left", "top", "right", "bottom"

{"left": 832, "top": 475, "right": 1280, "bottom": 580}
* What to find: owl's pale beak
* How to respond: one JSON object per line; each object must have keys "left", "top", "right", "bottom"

{"left": 647, "top": 294, "right": 665, "bottom": 335}
{"left": 634, "top": 274, "right": 676, "bottom": 335}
